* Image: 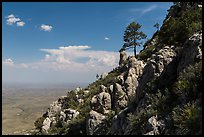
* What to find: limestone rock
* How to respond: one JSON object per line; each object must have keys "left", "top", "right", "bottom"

{"left": 99, "top": 85, "right": 107, "bottom": 92}
{"left": 114, "top": 83, "right": 128, "bottom": 109}
{"left": 42, "top": 117, "right": 51, "bottom": 133}
{"left": 119, "top": 51, "right": 127, "bottom": 66}
{"left": 109, "top": 85, "right": 114, "bottom": 93}
{"left": 86, "top": 110, "right": 106, "bottom": 135}
{"left": 128, "top": 56, "right": 137, "bottom": 68}
{"left": 48, "top": 101, "right": 62, "bottom": 118}
{"left": 111, "top": 108, "right": 130, "bottom": 135}
{"left": 101, "top": 73, "right": 108, "bottom": 79}
{"left": 177, "top": 30, "right": 202, "bottom": 74}
{"left": 90, "top": 88, "right": 111, "bottom": 114}
{"left": 83, "top": 90, "right": 89, "bottom": 95}
{"left": 117, "top": 75, "right": 124, "bottom": 85}
{"left": 124, "top": 68, "right": 138, "bottom": 98}
{"left": 64, "top": 108, "right": 79, "bottom": 120}
{"left": 144, "top": 115, "right": 165, "bottom": 135}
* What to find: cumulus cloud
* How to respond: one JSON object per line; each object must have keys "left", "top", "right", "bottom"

{"left": 2, "top": 46, "right": 135, "bottom": 83}
{"left": 40, "top": 45, "right": 118, "bottom": 68}
{"left": 6, "top": 14, "right": 25, "bottom": 26}
{"left": 17, "top": 21, "right": 25, "bottom": 27}
{"left": 3, "top": 58, "right": 14, "bottom": 66}
{"left": 104, "top": 37, "right": 110, "bottom": 40}
{"left": 40, "top": 24, "right": 53, "bottom": 32}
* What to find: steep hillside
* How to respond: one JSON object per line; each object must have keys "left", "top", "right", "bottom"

{"left": 31, "top": 2, "right": 202, "bottom": 135}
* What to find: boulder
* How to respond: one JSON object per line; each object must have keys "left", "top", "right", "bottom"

{"left": 109, "top": 85, "right": 114, "bottom": 93}
{"left": 128, "top": 56, "right": 137, "bottom": 68}
{"left": 90, "top": 87, "right": 111, "bottom": 114}
{"left": 124, "top": 68, "right": 138, "bottom": 98}
{"left": 99, "top": 85, "right": 106, "bottom": 92}
{"left": 111, "top": 108, "right": 130, "bottom": 135}
{"left": 60, "top": 111, "right": 66, "bottom": 121}
{"left": 86, "top": 110, "right": 106, "bottom": 135}
{"left": 83, "top": 90, "right": 89, "bottom": 95}
{"left": 144, "top": 115, "right": 165, "bottom": 135}
{"left": 124, "top": 58, "right": 145, "bottom": 100}
{"left": 114, "top": 83, "right": 128, "bottom": 109}
{"left": 119, "top": 51, "right": 127, "bottom": 66}
{"left": 48, "top": 101, "right": 62, "bottom": 118}
{"left": 117, "top": 75, "right": 124, "bottom": 85}
{"left": 177, "top": 30, "right": 202, "bottom": 74}
{"left": 64, "top": 108, "right": 79, "bottom": 120}
{"left": 42, "top": 117, "right": 52, "bottom": 133}
{"left": 101, "top": 73, "right": 108, "bottom": 79}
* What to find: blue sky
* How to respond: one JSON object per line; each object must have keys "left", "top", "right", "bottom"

{"left": 2, "top": 2, "right": 173, "bottom": 84}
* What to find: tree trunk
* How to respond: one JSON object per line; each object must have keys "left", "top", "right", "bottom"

{"left": 134, "top": 38, "right": 136, "bottom": 58}
{"left": 134, "top": 45, "right": 136, "bottom": 58}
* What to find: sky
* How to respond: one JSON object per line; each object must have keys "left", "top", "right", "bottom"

{"left": 2, "top": 2, "right": 173, "bottom": 84}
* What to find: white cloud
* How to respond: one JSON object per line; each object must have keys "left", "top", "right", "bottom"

{"left": 40, "top": 45, "right": 118, "bottom": 68}
{"left": 3, "top": 58, "right": 14, "bottom": 66}
{"left": 7, "top": 14, "right": 15, "bottom": 18}
{"left": 6, "top": 14, "right": 26, "bottom": 27}
{"left": 17, "top": 21, "right": 25, "bottom": 27}
{"left": 40, "top": 24, "right": 53, "bottom": 32}
{"left": 129, "top": 4, "right": 158, "bottom": 15}
{"left": 6, "top": 14, "right": 20, "bottom": 25}
{"left": 104, "top": 37, "right": 110, "bottom": 40}
{"left": 142, "top": 5, "right": 157, "bottom": 14}
{"left": 2, "top": 46, "right": 136, "bottom": 83}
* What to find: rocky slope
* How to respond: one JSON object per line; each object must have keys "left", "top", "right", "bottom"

{"left": 31, "top": 2, "right": 202, "bottom": 135}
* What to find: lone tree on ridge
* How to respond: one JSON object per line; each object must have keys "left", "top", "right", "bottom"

{"left": 120, "top": 21, "right": 147, "bottom": 58}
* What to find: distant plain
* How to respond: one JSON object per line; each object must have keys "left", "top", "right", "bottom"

{"left": 2, "top": 83, "right": 87, "bottom": 135}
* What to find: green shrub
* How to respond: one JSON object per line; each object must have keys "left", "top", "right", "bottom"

{"left": 137, "top": 44, "right": 156, "bottom": 61}
{"left": 158, "top": 7, "right": 202, "bottom": 46}
{"left": 173, "top": 61, "right": 202, "bottom": 101}
{"left": 172, "top": 102, "right": 202, "bottom": 135}
{"left": 127, "top": 106, "right": 157, "bottom": 135}
{"left": 34, "top": 116, "right": 46, "bottom": 130}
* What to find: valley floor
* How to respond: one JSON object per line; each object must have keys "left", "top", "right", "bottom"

{"left": 2, "top": 86, "right": 73, "bottom": 135}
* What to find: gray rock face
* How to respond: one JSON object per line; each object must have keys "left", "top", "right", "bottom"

{"left": 112, "top": 83, "right": 128, "bottom": 109}
{"left": 117, "top": 75, "right": 125, "bottom": 85}
{"left": 48, "top": 101, "right": 62, "bottom": 118}
{"left": 119, "top": 51, "right": 127, "bottom": 66}
{"left": 64, "top": 108, "right": 79, "bottom": 121}
{"left": 154, "top": 46, "right": 176, "bottom": 74}
{"left": 42, "top": 117, "right": 52, "bottom": 133}
{"left": 109, "top": 85, "right": 114, "bottom": 93}
{"left": 144, "top": 115, "right": 165, "bottom": 135}
{"left": 83, "top": 90, "right": 89, "bottom": 95}
{"left": 111, "top": 108, "right": 130, "bottom": 135}
{"left": 124, "top": 58, "right": 145, "bottom": 100}
{"left": 135, "top": 45, "right": 177, "bottom": 103}
{"left": 101, "top": 73, "right": 108, "bottom": 79}
{"left": 90, "top": 86, "right": 111, "bottom": 114}
{"left": 99, "top": 85, "right": 106, "bottom": 92}
{"left": 177, "top": 30, "right": 202, "bottom": 74}
{"left": 86, "top": 110, "right": 106, "bottom": 135}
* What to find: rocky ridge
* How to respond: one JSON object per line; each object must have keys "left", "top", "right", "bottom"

{"left": 32, "top": 2, "right": 202, "bottom": 135}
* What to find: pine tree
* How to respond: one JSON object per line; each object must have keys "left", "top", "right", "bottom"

{"left": 120, "top": 22, "right": 147, "bottom": 57}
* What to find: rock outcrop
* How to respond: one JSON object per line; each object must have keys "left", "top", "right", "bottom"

{"left": 119, "top": 51, "right": 127, "bottom": 66}
{"left": 177, "top": 30, "right": 202, "bottom": 74}
{"left": 144, "top": 115, "right": 165, "bottom": 135}
{"left": 33, "top": 2, "right": 202, "bottom": 135}
{"left": 86, "top": 110, "right": 107, "bottom": 135}
{"left": 90, "top": 85, "right": 111, "bottom": 114}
